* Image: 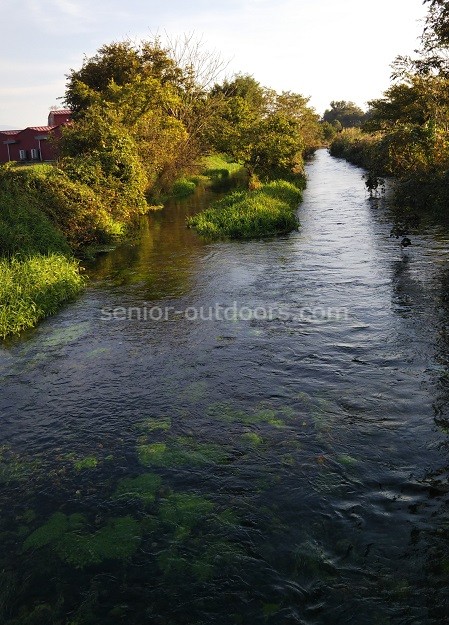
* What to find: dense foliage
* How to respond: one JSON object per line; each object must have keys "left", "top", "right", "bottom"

{"left": 65, "top": 52, "right": 321, "bottom": 194}
{"left": 323, "top": 101, "right": 368, "bottom": 129}
{"left": 0, "top": 165, "right": 86, "bottom": 338}
{"left": 330, "top": 1, "right": 449, "bottom": 214}
{"left": 208, "top": 75, "right": 321, "bottom": 183}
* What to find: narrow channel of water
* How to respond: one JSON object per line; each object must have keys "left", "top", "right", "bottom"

{"left": 1, "top": 150, "right": 448, "bottom": 624}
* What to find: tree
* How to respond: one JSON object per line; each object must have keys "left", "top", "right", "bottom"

{"left": 60, "top": 106, "right": 148, "bottom": 221}
{"left": 323, "top": 101, "right": 367, "bottom": 128}
{"left": 208, "top": 75, "right": 320, "bottom": 181}
{"left": 64, "top": 37, "right": 226, "bottom": 195}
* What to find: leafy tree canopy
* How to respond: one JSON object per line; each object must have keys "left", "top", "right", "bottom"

{"left": 322, "top": 101, "right": 367, "bottom": 128}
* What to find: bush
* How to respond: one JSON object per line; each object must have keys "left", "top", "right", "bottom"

{"left": 0, "top": 174, "right": 70, "bottom": 257}
{"left": 0, "top": 164, "right": 124, "bottom": 251}
{"left": 330, "top": 128, "right": 380, "bottom": 170}
{"left": 187, "top": 179, "right": 302, "bottom": 239}
{"left": 0, "top": 254, "right": 84, "bottom": 338}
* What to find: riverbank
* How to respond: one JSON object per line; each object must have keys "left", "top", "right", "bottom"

{"left": 0, "top": 154, "right": 244, "bottom": 338}
{"left": 0, "top": 165, "right": 90, "bottom": 338}
{"left": 0, "top": 255, "right": 84, "bottom": 339}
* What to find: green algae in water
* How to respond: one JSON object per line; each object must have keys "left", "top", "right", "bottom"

{"left": 183, "top": 380, "right": 208, "bottom": 402}
{"left": 206, "top": 401, "right": 247, "bottom": 422}
{"left": 23, "top": 512, "right": 85, "bottom": 551}
{"left": 158, "top": 492, "right": 216, "bottom": 539}
{"left": 158, "top": 537, "right": 243, "bottom": 582}
{"left": 137, "top": 442, "right": 167, "bottom": 466}
{"left": 241, "top": 432, "right": 264, "bottom": 447}
{"left": 292, "top": 539, "right": 337, "bottom": 580}
{"left": 84, "top": 347, "right": 111, "bottom": 359}
{"left": 137, "top": 438, "right": 229, "bottom": 468}
{"left": 207, "top": 401, "right": 290, "bottom": 428}
{"left": 57, "top": 516, "right": 140, "bottom": 568}
{"left": 157, "top": 546, "right": 190, "bottom": 577}
{"left": 137, "top": 416, "right": 172, "bottom": 432}
{"left": 0, "top": 446, "right": 41, "bottom": 484}
{"left": 37, "top": 321, "right": 91, "bottom": 349}
{"left": 114, "top": 473, "right": 162, "bottom": 504}
{"left": 337, "top": 454, "right": 358, "bottom": 466}
{"left": 23, "top": 513, "right": 140, "bottom": 568}
{"left": 74, "top": 456, "right": 98, "bottom": 471}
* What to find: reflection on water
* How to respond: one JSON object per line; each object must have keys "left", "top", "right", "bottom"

{"left": 0, "top": 151, "right": 449, "bottom": 624}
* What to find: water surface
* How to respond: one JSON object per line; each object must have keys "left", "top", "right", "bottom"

{"left": 1, "top": 150, "right": 449, "bottom": 624}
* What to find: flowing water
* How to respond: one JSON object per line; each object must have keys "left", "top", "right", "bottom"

{"left": 1, "top": 150, "right": 449, "bottom": 624}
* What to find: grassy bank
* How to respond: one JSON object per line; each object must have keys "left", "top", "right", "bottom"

{"left": 0, "top": 165, "right": 89, "bottom": 338}
{"left": 187, "top": 179, "right": 303, "bottom": 240}
{"left": 163, "top": 154, "right": 246, "bottom": 202}
{"left": 0, "top": 254, "right": 84, "bottom": 339}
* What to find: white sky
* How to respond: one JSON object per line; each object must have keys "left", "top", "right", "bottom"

{"left": 0, "top": 0, "right": 428, "bottom": 128}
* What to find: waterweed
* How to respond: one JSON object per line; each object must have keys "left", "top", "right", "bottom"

{"left": 23, "top": 513, "right": 140, "bottom": 569}
{"left": 114, "top": 473, "right": 162, "bottom": 505}
{"left": 137, "top": 437, "right": 229, "bottom": 468}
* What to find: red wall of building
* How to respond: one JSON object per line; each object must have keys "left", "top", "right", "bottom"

{"left": 0, "top": 125, "right": 64, "bottom": 164}
{"left": 0, "top": 110, "right": 71, "bottom": 164}
{"left": 48, "top": 110, "right": 72, "bottom": 126}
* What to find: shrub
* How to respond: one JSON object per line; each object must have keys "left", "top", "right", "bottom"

{"left": 0, "top": 164, "right": 124, "bottom": 251}
{"left": 0, "top": 172, "right": 70, "bottom": 257}
{"left": 330, "top": 128, "right": 381, "bottom": 170}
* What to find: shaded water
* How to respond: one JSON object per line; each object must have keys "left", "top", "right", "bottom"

{"left": 1, "top": 150, "right": 449, "bottom": 624}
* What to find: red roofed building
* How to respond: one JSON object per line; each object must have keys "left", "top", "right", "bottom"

{"left": 0, "top": 109, "right": 72, "bottom": 164}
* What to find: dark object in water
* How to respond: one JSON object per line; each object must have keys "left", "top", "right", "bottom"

{"left": 401, "top": 237, "right": 412, "bottom": 248}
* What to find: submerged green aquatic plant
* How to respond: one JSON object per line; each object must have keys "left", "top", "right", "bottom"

{"left": 137, "top": 437, "right": 229, "bottom": 468}
{"left": 74, "top": 456, "right": 98, "bottom": 471}
{"left": 23, "top": 513, "right": 140, "bottom": 568}
{"left": 114, "top": 473, "right": 162, "bottom": 504}
{"left": 158, "top": 536, "right": 243, "bottom": 581}
{"left": 137, "top": 416, "right": 172, "bottom": 432}
{"left": 0, "top": 446, "right": 41, "bottom": 484}
{"left": 241, "top": 432, "right": 264, "bottom": 447}
{"left": 158, "top": 493, "right": 215, "bottom": 538}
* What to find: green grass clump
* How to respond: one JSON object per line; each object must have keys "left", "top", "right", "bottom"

{"left": 187, "top": 179, "right": 302, "bottom": 239}
{"left": 0, "top": 254, "right": 84, "bottom": 339}
{"left": 170, "top": 178, "right": 197, "bottom": 199}
{"left": 201, "top": 153, "right": 243, "bottom": 177}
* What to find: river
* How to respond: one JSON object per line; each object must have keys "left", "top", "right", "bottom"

{"left": 1, "top": 149, "right": 448, "bottom": 624}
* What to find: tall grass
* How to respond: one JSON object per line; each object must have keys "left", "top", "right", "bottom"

{"left": 0, "top": 254, "right": 84, "bottom": 339}
{"left": 187, "top": 180, "right": 302, "bottom": 240}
